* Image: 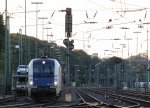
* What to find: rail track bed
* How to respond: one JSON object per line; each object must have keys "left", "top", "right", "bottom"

{"left": 95, "top": 87, "right": 150, "bottom": 107}
{"left": 0, "top": 88, "right": 84, "bottom": 108}
{"left": 1, "top": 87, "right": 150, "bottom": 107}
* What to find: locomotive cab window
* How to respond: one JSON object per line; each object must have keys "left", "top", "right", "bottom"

{"left": 17, "top": 77, "right": 26, "bottom": 84}
{"left": 33, "top": 65, "right": 54, "bottom": 73}
{"left": 33, "top": 60, "right": 54, "bottom": 75}
{"left": 45, "top": 66, "right": 53, "bottom": 74}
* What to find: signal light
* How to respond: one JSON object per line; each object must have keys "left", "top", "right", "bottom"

{"left": 63, "top": 39, "right": 74, "bottom": 50}
{"left": 63, "top": 38, "right": 69, "bottom": 46}
{"left": 69, "top": 40, "right": 74, "bottom": 50}
{"left": 65, "top": 8, "right": 72, "bottom": 34}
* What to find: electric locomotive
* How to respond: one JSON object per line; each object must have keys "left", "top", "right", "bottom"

{"left": 28, "top": 57, "right": 62, "bottom": 100}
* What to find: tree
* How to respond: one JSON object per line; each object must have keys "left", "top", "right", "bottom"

{"left": 0, "top": 14, "right": 5, "bottom": 52}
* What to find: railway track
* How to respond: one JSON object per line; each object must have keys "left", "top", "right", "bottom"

{"left": 79, "top": 88, "right": 140, "bottom": 108}
{"left": 76, "top": 88, "right": 102, "bottom": 106}
{"left": 0, "top": 88, "right": 83, "bottom": 108}
{"left": 1, "top": 87, "right": 150, "bottom": 107}
{"left": 95, "top": 87, "right": 150, "bottom": 107}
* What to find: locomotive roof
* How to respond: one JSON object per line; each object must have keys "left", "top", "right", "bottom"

{"left": 29, "top": 57, "right": 60, "bottom": 65}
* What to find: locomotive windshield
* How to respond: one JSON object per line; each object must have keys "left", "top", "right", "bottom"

{"left": 17, "top": 77, "right": 26, "bottom": 84}
{"left": 33, "top": 59, "right": 54, "bottom": 75}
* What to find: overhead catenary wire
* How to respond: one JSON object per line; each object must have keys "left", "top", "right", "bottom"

{"left": 85, "top": 0, "right": 147, "bottom": 26}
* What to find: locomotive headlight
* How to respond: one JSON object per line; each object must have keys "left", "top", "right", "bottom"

{"left": 29, "top": 80, "right": 33, "bottom": 85}
{"left": 54, "top": 79, "right": 58, "bottom": 85}
{"left": 42, "top": 61, "right": 45, "bottom": 64}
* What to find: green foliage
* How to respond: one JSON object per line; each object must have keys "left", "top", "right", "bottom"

{"left": 1, "top": 32, "right": 101, "bottom": 86}
{"left": 0, "top": 52, "right": 4, "bottom": 69}
{"left": 0, "top": 14, "right": 5, "bottom": 52}
{"left": 2, "top": 31, "right": 149, "bottom": 87}
{"left": 94, "top": 54, "right": 149, "bottom": 88}
{"left": 110, "top": 56, "right": 122, "bottom": 64}
{"left": 0, "top": 51, "right": 4, "bottom": 84}
{"left": 70, "top": 50, "right": 91, "bottom": 67}
{"left": 0, "top": 14, "right": 5, "bottom": 84}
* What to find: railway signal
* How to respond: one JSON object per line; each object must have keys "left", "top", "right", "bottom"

{"left": 65, "top": 8, "right": 72, "bottom": 36}
{"left": 63, "top": 38, "right": 74, "bottom": 50}
{"left": 69, "top": 40, "right": 74, "bottom": 50}
{"left": 63, "top": 8, "right": 73, "bottom": 89}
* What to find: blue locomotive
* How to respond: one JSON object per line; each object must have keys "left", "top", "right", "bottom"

{"left": 28, "top": 57, "right": 62, "bottom": 100}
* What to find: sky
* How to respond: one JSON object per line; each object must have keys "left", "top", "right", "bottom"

{"left": 0, "top": 0, "right": 150, "bottom": 58}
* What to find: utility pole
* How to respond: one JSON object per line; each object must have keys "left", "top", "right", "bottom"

{"left": 25, "top": 0, "right": 30, "bottom": 63}
{"left": 19, "top": 29, "right": 23, "bottom": 65}
{"left": 4, "top": 0, "right": 8, "bottom": 97}
{"left": 44, "top": 27, "right": 52, "bottom": 42}
{"left": 143, "top": 22, "right": 150, "bottom": 88}
{"left": 133, "top": 31, "right": 141, "bottom": 56}
{"left": 38, "top": 17, "right": 48, "bottom": 40}
{"left": 25, "top": 0, "right": 26, "bottom": 40}
{"left": 7, "top": 15, "right": 11, "bottom": 93}
{"left": 31, "top": 2, "right": 43, "bottom": 58}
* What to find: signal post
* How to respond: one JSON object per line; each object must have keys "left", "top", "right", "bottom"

{"left": 63, "top": 8, "right": 74, "bottom": 102}
{"left": 63, "top": 8, "right": 74, "bottom": 86}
